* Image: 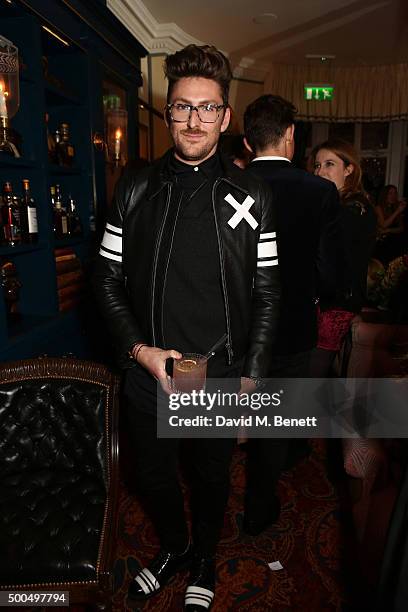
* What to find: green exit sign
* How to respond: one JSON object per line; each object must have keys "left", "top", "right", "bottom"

{"left": 304, "top": 85, "right": 334, "bottom": 101}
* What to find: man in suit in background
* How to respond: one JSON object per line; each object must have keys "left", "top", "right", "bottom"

{"left": 243, "top": 94, "right": 345, "bottom": 535}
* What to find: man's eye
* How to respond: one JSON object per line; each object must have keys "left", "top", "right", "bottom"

{"left": 175, "top": 104, "right": 191, "bottom": 111}
{"left": 201, "top": 104, "right": 217, "bottom": 112}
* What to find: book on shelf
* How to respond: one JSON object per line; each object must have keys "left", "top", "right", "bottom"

{"left": 54, "top": 247, "right": 76, "bottom": 259}
{"left": 56, "top": 269, "right": 83, "bottom": 290}
{"left": 59, "top": 296, "right": 81, "bottom": 312}
{"left": 56, "top": 258, "right": 81, "bottom": 274}
{"left": 58, "top": 282, "right": 84, "bottom": 301}
{"left": 55, "top": 253, "right": 76, "bottom": 263}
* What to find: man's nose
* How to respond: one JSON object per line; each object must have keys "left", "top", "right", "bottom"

{"left": 187, "top": 108, "right": 201, "bottom": 128}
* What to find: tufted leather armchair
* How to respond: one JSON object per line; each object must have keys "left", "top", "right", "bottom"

{"left": 0, "top": 358, "right": 120, "bottom": 610}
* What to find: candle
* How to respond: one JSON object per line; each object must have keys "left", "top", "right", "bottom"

{"left": 114, "top": 128, "right": 121, "bottom": 160}
{"left": 0, "top": 83, "right": 8, "bottom": 119}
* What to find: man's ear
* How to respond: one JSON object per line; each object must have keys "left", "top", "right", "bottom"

{"left": 220, "top": 106, "right": 231, "bottom": 133}
{"left": 286, "top": 123, "right": 295, "bottom": 142}
{"left": 243, "top": 137, "right": 253, "bottom": 154}
{"left": 163, "top": 105, "right": 170, "bottom": 128}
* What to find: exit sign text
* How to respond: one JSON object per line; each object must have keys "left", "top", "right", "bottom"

{"left": 304, "top": 85, "right": 334, "bottom": 101}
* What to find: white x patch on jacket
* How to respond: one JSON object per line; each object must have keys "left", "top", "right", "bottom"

{"left": 225, "top": 193, "right": 259, "bottom": 230}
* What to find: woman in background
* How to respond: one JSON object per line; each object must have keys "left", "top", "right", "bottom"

{"left": 374, "top": 184, "right": 406, "bottom": 264}
{"left": 311, "top": 138, "right": 377, "bottom": 376}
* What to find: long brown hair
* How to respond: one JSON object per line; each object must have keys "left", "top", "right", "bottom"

{"left": 311, "top": 138, "right": 364, "bottom": 199}
{"left": 377, "top": 184, "right": 398, "bottom": 212}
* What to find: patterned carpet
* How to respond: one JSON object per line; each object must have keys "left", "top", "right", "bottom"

{"left": 111, "top": 439, "right": 366, "bottom": 612}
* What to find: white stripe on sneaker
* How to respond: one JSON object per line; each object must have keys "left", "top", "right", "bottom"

{"left": 185, "top": 585, "right": 214, "bottom": 608}
{"left": 134, "top": 574, "right": 151, "bottom": 595}
{"left": 134, "top": 567, "right": 160, "bottom": 594}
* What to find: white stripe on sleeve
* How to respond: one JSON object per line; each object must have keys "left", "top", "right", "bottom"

{"left": 258, "top": 240, "right": 277, "bottom": 259}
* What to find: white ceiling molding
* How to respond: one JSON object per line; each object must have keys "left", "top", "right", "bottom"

{"left": 107, "top": 0, "right": 265, "bottom": 81}
{"left": 107, "top": 0, "right": 204, "bottom": 54}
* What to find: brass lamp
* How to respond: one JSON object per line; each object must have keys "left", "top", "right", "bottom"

{"left": 0, "top": 35, "right": 20, "bottom": 157}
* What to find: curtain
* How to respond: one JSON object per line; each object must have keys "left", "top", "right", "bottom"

{"left": 264, "top": 63, "right": 408, "bottom": 122}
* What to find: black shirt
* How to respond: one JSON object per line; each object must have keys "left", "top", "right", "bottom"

{"left": 163, "top": 153, "right": 228, "bottom": 375}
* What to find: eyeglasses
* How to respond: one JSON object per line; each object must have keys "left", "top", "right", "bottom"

{"left": 167, "top": 103, "right": 225, "bottom": 123}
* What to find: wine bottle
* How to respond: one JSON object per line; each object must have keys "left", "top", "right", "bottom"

{"left": 21, "top": 179, "right": 38, "bottom": 243}
{"left": 1, "top": 182, "right": 21, "bottom": 246}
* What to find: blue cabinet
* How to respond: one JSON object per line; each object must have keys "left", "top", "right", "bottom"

{"left": 0, "top": 0, "right": 145, "bottom": 361}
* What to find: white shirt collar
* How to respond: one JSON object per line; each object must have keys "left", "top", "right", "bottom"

{"left": 252, "top": 156, "right": 291, "bottom": 163}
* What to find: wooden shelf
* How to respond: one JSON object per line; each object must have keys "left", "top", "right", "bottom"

{"left": 0, "top": 0, "right": 143, "bottom": 362}
{"left": 53, "top": 237, "right": 86, "bottom": 248}
{"left": 48, "top": 163, "right": 82, "bottom": 175}
{"left": 0, "top": 156, "right": 38, "bottom": 168}
{"left": 0, "top": 243, "right": 47, "bottom": 257}
{"left": 44, "top": 81, "right": 81, "bottom": 106}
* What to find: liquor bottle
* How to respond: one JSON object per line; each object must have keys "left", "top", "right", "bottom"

{"left": 1, "top": 182, "right": 21, "bottom": 246}
{"left": 58, "top": 123, "right": 75, "bottom": 167}
{"left": 0, "top": 193, "right": 4, "bottom": 246}
{"left": 54, "top": 129, "right": 61, "bottom": 161}
{"left": 66, "top": 195, "right": 82, "bottom": 236}
{"left": 45, "top": 113, "right": 56, "bottom": 164}
{"left": 21, "top": 179, "right": 38, "bottom": 243}
{"left": 52, "top": 184, "right": 68, "bottom": 239}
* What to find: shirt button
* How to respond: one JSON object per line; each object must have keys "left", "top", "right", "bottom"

{"left": 194, "top": 167, "right": 199, "bottom": 172}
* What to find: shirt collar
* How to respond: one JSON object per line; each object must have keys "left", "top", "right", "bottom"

{"left": 169, "top": 152, "right": 220, "bottom": 179}
{"left": 252, "top": 156, "right": 291, "bottom": 163}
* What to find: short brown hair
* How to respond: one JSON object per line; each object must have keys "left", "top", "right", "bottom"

{"left": 311, "top": 138, "right": 364, "bottom": 199}
{"left": 164, "top": 44, "right": 232, "bottom": 105}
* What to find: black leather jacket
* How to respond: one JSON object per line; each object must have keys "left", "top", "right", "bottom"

{"left": 93, "top": 150, "right": 281, "bottom": 378}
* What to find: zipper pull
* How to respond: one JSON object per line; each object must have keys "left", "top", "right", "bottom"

{"left": 226, "top": 342, "right": 234, "bottom": 365}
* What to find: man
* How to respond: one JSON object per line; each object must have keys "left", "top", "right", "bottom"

{"left": 94, "top": 46, "right": 280, "bottom": 611}
{"left": 243, "top": 94, "right": 345, "bottom": 536}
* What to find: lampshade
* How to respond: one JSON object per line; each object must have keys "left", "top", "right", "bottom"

{"left": 0, "top": 35, "right": 19, "bottom": 121}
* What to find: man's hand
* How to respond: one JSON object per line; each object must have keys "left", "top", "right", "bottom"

{"left": 239, "top": 376, "right": 257, "bottom": 395}
{"left": 136, "top": 345, "right": 182, "bottom": 395}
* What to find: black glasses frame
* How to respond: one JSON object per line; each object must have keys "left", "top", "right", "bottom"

{"left": 166, "top": 103, "right": 226, "bottom": 123}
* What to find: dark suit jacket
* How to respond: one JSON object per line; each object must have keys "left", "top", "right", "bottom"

{"left": 247, "top": 159, "right": 345, "bottom": 355}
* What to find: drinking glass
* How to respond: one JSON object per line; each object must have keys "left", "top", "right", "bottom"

{"left": 172, "top": 353, "right": 207, "bottom": 393}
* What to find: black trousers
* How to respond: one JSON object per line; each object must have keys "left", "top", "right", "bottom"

{"left": 125, "top": 376, "right": 235, "bottom": 557}
{"left": 246, "top": 350, "right": 311, "bottom": 511}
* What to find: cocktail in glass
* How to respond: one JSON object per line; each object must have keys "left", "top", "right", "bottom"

{"left": 172, "top": 353, "right": 207, "bottom": 393}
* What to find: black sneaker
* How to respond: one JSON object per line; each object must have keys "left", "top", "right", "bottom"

{"left": 184, "top": 555, "right": 215, "bottom": 611}
{"left": 128, "top": 543, "right": 192, "bottom": 601}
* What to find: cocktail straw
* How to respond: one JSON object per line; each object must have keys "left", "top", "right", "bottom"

{"left": 204, "top": 333, "right": 228, "bottom": 360}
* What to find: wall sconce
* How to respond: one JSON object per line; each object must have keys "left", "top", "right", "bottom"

{"left": 106, "top": 107, "right": 128, "bottom": 166}
{"left": 0, "top": 35, "right": 20, "bottom": 157}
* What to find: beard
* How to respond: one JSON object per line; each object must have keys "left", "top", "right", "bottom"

{"left": 173, "top": 128, "right": 219, "bottom": 163}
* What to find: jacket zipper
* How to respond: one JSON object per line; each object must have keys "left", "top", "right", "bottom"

{"left": 151, "top": 183, "right": 172, "bottom": 345}
{"left": 212, "top": 178, "right": 234, "bottom": 365}
{"left": 160, "top": 191, "right": 183, "bottom": 346}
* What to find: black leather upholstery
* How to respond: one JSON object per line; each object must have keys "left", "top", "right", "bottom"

{"left": 0, "top": 360, "right": 118, "bottom": 593}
